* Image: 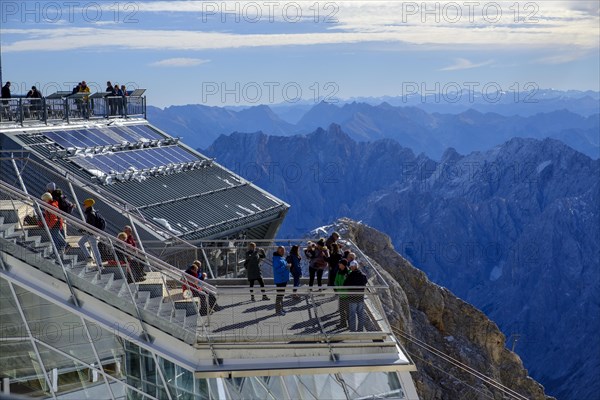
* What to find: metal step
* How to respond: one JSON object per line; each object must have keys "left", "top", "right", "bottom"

{"left": 61, "top": 254, "right": 78, "bottom": 268}
{"left": 102, "top": 266, "right": 127, "bottom": 281}
{"left": 0, "top": 209, "right": 21, "bottom": 224}
{"left": 144, "top": 296, "right": 163, "bottom": 313}
{"left": 184, "top": 314, "right": 198, "bottom": 330}
{"left": 135, "top": 290, "right": 151, "bottom": 308}
{"left": 0, "top": 223, "right": 15, "bottom": 238}
{"left": 158, "top": 303, "right": 175, "bottom": 319}
{"left": 171, "top": 309, "right": 186, "bottom": 325}
{"left": 137, "top": 282, "right": 163, "bottom": 298}
{"left": 69, "top": 265, "right": 86, "bottom": 278}
{"left": 101, "top": 273, "right": 115, "bottom": 291}
{"left": 3, "top": 231, "right": 23, "bottom": 241}
{"left": 23, "top": 235, "right": 42, "bottom": 248}
{"left": 81, "top": 268, "right": 101, "bottom": 282}
{"left": 106, "top": 280, "right": 127, "bottom": 297}
{"left": 35, "top": 243, "right": 53, "bottom": 258}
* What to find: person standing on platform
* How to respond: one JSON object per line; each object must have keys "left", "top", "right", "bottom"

{"left": 272, "top": 246, "right": 290, "bottom": 316}
{"left": 245, "top": 242, "right": 269, "bottom": 301}
{"left": 287, "top": 245, "right": 302, "bottom": 298}
{"left": 334, "top": 259, "right": 349, "bottom": 328}
{"left": 344, "top": 260, "right": 368, "bottom": 332}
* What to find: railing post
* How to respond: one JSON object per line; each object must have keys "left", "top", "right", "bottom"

{"left": 65, "top": 98, "right": 70, "bottom": 123}
{"left": 43, "top": 98, "right": 48, "bottom": 125}
{"left": 19, "top": 98, "right": 23, "bottom": 127}
{"left": 66, "top": 180, "right": 85, "bottom": 221}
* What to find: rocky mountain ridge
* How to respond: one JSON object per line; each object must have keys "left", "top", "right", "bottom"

{"left": 148, "top": 101, "right": 599, "bottom": 159}
{"left": 327, "top": 219, "right": 553, "bottom": 400}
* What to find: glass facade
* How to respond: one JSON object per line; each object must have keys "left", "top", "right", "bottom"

{"left": 1, "top": 275, "right": 410, "bottom": 399}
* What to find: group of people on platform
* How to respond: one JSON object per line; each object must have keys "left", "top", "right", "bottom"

{"left": 38, "top": 183, "right": 145, "bottom": 282}
{"left": 0, "top": 80, "right": 130, "bottom": 118}
{"left": 36, "top": 181, "right": 369, "bottom": 331}
{"left": 1, "top": 82, "right": 43, "bottom": 117}
{"left": 105, "top": 80, "right": 129, "bottom": 116}
{"left": 242, "top": 232, "right": 369, "bottom": 332}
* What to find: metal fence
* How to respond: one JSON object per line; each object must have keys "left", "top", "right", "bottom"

{"left": 0, "top": 95, "right": 146, "bottom": 126}
{"left": 144, "top": 238, "right": 390, "bottom": 288}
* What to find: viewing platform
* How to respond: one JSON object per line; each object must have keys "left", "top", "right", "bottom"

{"left": 0, "top": 89, "right": 147, "bottom": 127}
{"left": 0, "top": 193, "right": 414, "bottom": 379}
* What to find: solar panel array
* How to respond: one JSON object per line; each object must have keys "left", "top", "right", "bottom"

{"left": 43, "top": 125, "right": 164, "bottom": 149}
{"left": 39, "top": 125, "right": 208, "bottom": 183}
{"left": 71, "top": 146, "right": 198, "bottom": 175}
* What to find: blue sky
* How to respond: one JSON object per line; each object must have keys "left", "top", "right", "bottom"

{"left": 1, "top": 0, "right": 599, "bottom": 107}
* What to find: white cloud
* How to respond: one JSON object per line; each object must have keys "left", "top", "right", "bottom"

{"left": 1, "top": 1, "right": 598, "bottom": 54}
{"left": 440, "top": 58, "right": 494, "bottom": 71}
{"left": 150, "top": 58, "right": 210, "bottom": 67}
{"left": 2, "top": 23, "right": 597, "bottom": 54}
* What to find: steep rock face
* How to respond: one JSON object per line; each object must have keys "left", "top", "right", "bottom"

{"left": 356, "top": 138, "right": 600, "bottom": 400}
{"left": 206, "top": 125, "right": 435, "bottom": 235}
{"left": 333, "top": 219, "right": 553, "bottom": 400}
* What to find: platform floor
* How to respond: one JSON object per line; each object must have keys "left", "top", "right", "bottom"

{"left": 182, "top": 287, "right": 384, "bottom": 343}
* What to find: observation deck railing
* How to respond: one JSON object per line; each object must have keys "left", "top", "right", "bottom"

{"left": 0, "top": 93, "right": 146, "bottom": 126}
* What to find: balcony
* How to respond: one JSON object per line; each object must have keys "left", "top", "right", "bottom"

{"left": 0, "top": 91, "right": 146, "bottom": 127}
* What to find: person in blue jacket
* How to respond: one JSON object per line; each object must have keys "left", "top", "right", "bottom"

{"left": 272, "top": 246, "right": 291, "bottom": 315}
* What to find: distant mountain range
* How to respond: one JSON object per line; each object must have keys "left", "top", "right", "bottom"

{"left": 148, "top": 92, "right": 599, "bottom": 159}
{"left": 205, "top": 126, "right": 600, "bottom": 400}
{"left": 343, "top": 89, "right": 600, "bottom": 117}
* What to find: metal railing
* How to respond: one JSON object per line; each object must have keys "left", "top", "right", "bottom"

{"left": 144, "top": 238, "right": 390, "bottom": 288}
{"left": 0, "top": 180, "right": 216, "bottom": 347}
{"left": 0, "top": 152, "right": 212, "bottom": 276}
{"left": 0, "top": 184, "right": 396, "bottom": 362}
{"left": 0, "top": 152, "right": 402, "bottom": 361}
{"left": 0, "top": 95, "right": 146, "bottom": 126}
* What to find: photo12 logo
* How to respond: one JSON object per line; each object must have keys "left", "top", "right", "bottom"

{"left": 201, "top": 81, "right": 340, "bottom": 104}
{"left": 1, "top": 1, "right": 140, "bottom": 24}
{"left": 401, "top": 82, "right": 540, "bottom": 104}
{"left": 398, "top": 1, "right": 540, "bottom": 24}
{"left": 199, "top": 1, "right": 339, "bottom": 23}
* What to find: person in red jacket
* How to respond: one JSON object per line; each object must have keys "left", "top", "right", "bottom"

{"left": 40, "top": 192, "right": 67, "bottom": 254}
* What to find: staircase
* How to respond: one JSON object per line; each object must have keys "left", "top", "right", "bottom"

{"left": 0, "top": 200, "right": 207, "bottom": 345}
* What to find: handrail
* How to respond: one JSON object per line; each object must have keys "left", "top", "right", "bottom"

{"left": 0, "top": 180, "right": 226, "bottom": 355}
{"left": 1, "top": 152, "right": 215, "bottom": 277}
{"left": 1, "top": 181, "right": 399, "bottom": 357}
{"left": 0, "top": 96, "right": 146, "bottom": 126}
{"left": 145, "top": 238, "right": 390, "bottom": 288}
{"left": 0, "top": 179, "right": 217, "bottom": 297}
